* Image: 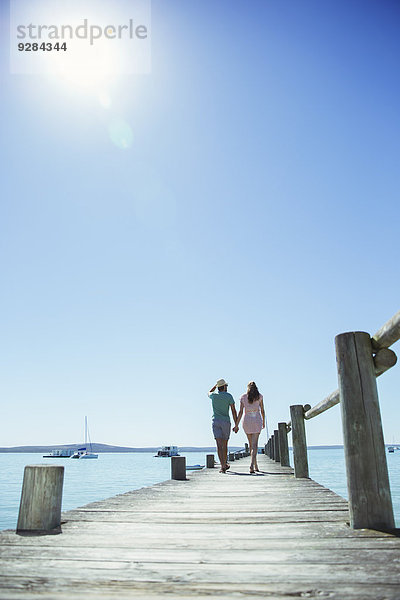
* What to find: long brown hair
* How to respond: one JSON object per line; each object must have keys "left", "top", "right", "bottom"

{"left": 247, "top": 381, "right": 260, "bottom": 404}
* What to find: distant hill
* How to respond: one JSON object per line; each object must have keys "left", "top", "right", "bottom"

{"left": 0, "top": 443, "right": 148, "bottom": 453}
{"left": 0, "top": 444, "right": 242, "bottom": 453}
{"left": 0, "top": 444, "right": 348, "bottom": 454}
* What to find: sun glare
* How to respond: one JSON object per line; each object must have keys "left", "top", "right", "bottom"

{"left": 98, "top": 90, "right": 112, "bottom": 109}
{"left": 24, "top": 2, "right": 144, "bottom": 150}
{"left": 49, "top": 39, "right": 118, "bottom": 91}
{"left": 34, "top": 2, "right": 134, "bottom": 92}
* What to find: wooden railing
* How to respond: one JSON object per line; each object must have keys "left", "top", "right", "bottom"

{"left": 265, "top": 310, "right": 400, "bottom": 532}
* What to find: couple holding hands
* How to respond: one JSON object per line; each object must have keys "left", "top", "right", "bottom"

{"left": 208, "top": 379, "right": 265, "bottom": 474}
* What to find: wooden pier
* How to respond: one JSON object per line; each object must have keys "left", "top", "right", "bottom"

{"left": 2, "top": 311, "right": 400, "bottom": 598}
{"left": 1, "top": 453, "right": 400, "bottom": 599}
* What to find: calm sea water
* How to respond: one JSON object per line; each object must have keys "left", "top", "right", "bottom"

{"left": 1, "top": 448, "right": 400, "bottom": 530}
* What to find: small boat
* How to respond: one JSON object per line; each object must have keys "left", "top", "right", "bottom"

{"left": 186, "top": 464, "right": 204, "bottom": 470}
{"left": 71, "top": 417, "right": 98, "bottom": 459}
{"left": 388, "top": 438, "right": 400, "bottom": 453}
{"left": 43, "top": 448, "right": 75, "bottom": 458}
{"left": 154, "top": 445, "right": 180, "bottom": 457}
{"left": 71, "top": 447, "right": 98, "bottom": 459}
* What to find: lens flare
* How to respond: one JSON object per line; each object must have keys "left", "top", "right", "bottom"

{"left": 108, "top": 118, "right": 133, "bottom": 149}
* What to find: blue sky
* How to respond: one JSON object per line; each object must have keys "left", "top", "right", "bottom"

{"left": 0, "top": 0, "right": 399, "bottom": 448}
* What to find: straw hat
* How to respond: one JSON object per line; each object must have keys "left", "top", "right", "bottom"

{"left": 216, "top": 378, "right": 228, "bottom": 387}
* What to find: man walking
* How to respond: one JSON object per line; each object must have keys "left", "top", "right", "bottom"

{"left": 208, "top": 379, "right": 237, "bottom": 473}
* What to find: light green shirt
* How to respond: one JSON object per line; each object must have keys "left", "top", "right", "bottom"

{"left": 209, "top": 391, "right": 235, "bottom": 422}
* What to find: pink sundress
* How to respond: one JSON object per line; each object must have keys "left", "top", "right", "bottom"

{"left": 241, "top": 394, "right": 263, "bottom": 434}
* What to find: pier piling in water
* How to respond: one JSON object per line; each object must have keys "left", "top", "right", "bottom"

{"left": 171, "top": 456, "right": 186, "bottom": 480}
{"left": 335, "top": 331, "right": 395, "bottom": 530}
{"left": 278, "top": 422, "right": 290, "bottom": 467}
{"left": 290, "top": 405, "right": 309, "bottom": 479}
{"left": 273, "top": 429, "right": 280, "bottom": 463}
{"left": 17, "top": 465, "right": 64, "bottom": 533}
{"left": 206, "top": 454, "right": 215, "bottom": 468}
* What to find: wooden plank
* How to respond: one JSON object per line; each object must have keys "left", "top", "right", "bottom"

{"left": 4, "top": 523, "right": 388, "bottom": 548}
{"left": 62, "top": 503, "right": 349, "bottom": 513}
{"left": 1, "top": 559, "right": 400, "bottom": 584}
{"left": 1, "top": 520, "right": 390, "bottom": 545}
{"left": 1, "top": 578, "right": 400, "bottom": 600}
{"left": 59, "top": 510, "right": 349, "bottom": 527}
{"left": 74, "top": 496, "right": 349, "bottom": 507}
{"left": 2, "top": 533, "right": 399, "bottom": 550}
{"left": 2, "top": 545, "right": 400, "bottom": 565}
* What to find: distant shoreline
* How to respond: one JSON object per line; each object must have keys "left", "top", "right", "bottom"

{"left": 0, "top": 444, "right": 231, "bottom": 453}
{"left": 0, "top": 443, "right": 347, "bottom": 453}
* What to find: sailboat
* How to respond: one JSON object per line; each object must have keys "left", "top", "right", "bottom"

{"left": 71, "top": 416, "right": 98, "bottom": 459}
{"left": 388, "top": 436, "right": 400, "bottom": 454}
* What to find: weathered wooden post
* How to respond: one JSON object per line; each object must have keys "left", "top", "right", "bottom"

{"left": 171, "top": 456, "right": 186, "bottom": 480}
{"left": 335, "top": 331, "right": 395, "bottom": 530}
{"left": 206, "top": 454, "right": 215, "bottom": 468}
{"left": 278, "top": 422, "right": 290, "bottom": 467}
{"left": 290, "top": 405, "right": 309, "bottom": 478}
{"left": 270, "top": 434, "right": 275, "bottom": 460}
{"left": 273, "top": 429, "right": 280, "bottom": 463}
{"left": 245, "top": 443, "right": 249, "bottom": 455}
{"left": 228, "top": 452, "right": 235, "bottom": 462}
{"left": 17, "top": 465, "right": 64, "bottom": 533}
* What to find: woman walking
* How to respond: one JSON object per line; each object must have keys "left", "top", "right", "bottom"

{"left": 233, "top": 382, "right": 265, "bottom": 473}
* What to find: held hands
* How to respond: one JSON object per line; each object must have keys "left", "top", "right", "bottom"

{"left": 233, "top": 425, "right": 239, "bottom": 433}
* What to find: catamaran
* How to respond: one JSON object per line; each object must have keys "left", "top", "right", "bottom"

{"left": 71, "top": 416, "right": 98, "bottom": 459}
